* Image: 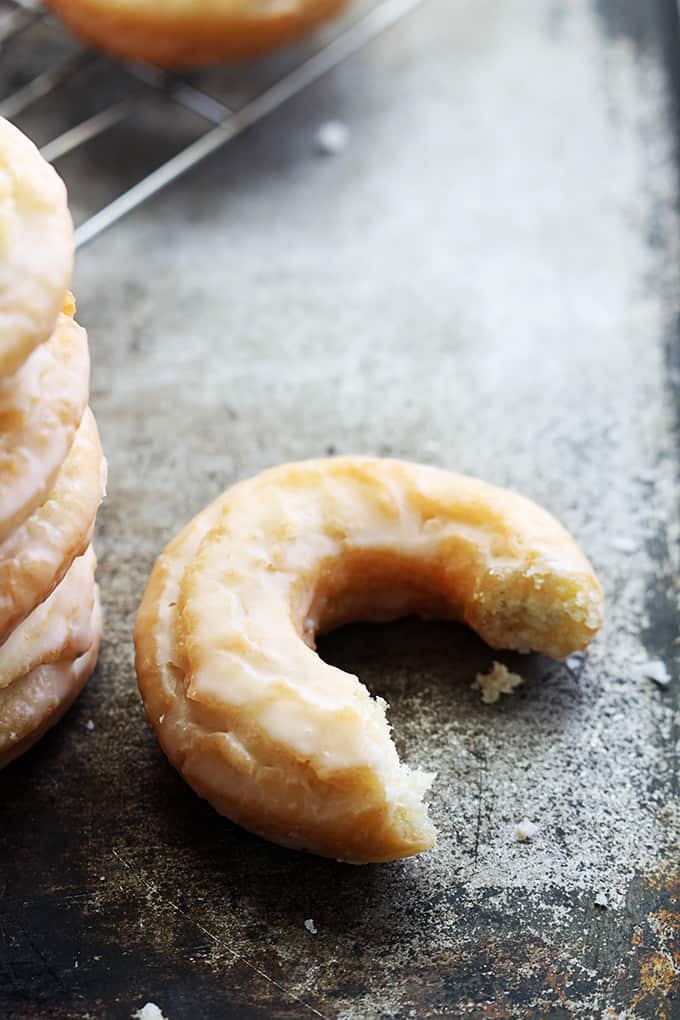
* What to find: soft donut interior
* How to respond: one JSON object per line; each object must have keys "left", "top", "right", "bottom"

{"left": 292, "top": 536, "right": 600, "bottom": 662}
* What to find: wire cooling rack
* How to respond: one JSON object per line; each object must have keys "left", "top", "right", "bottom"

{"left": 0, "top": 0, "right": 426, "bottom": 248}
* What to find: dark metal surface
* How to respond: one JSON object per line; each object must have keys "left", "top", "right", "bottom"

{"left": 1, "top": 1, "right": 679, "bottom": 1017}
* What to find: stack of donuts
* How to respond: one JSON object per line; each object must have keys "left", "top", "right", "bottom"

{"left": 0, "top": 117, "right": 105, "bottom": 768}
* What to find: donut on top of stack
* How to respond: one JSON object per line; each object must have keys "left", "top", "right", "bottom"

{"left": 0, "top": 117, "right": 105, "bottom": 769}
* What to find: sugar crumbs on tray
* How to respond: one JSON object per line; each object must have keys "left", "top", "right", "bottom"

{"left": 132, "top": 1004, "right": 169, "bottom": 1020}
{"left": 639, "top": 659, "right": 671, "bottom": 688}
{"left": 315, "top": 120, "right": 350, "bottom": 155}
{"left": 514, "top": 819, "right": 539, "bottom": 843}
{"left": 472, "top": 662, "right": 525, "bottom": 704}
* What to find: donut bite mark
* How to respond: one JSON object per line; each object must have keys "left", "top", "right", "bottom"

{"left": 135, "top": 458, "right": 603, "bottom": 863}
{"left": 44, "top": 0, "right": 350, "bottom": 69}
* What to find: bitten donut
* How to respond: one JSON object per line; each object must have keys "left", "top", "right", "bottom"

{"left": 0, "top": 117, "right": 73, "bottom": 379}
{"left": 135, "top": 458, "right": 604, "bottom": 863}
{"left": 0, "top": 297, "right": 90, "bottom": 543}
{"left": 0, "top": 409, "right": 106, "bottom": 644}
{"left": 44, "top": 0, "right": 350, "bottom": 69}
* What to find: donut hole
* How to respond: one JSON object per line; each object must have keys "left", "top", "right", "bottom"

{"left": 296, "top": 546, "right": 471, "bottom": 646}
{"left": 297, "top": 544, "right": 599, "bottom": 673}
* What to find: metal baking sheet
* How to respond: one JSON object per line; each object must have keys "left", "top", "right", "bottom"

{"left": 0, "top": 1, "right": 678, "bottom": 1017}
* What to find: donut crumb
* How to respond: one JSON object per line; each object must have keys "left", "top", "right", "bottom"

{"left": 132, "top": 1005, "right": 168, "bottom": 1020}
{"left": 610, "top": 535, "right": 637, "bottom": 554}
{"left": 315, "top": 120, "right": 350, "bottom": 155}
{"left": 473, "top": 662, "right": 525, "bottom": 704}
{"left": 639, "top": 660, "right": 671, "bottom": 687}
{"left": 514, "top": 819, "right": 539, "bottom": 843}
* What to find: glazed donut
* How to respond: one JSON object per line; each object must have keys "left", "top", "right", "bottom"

{"left": 0, "top": 597, "right": 102, "bottom": 769}
{"left": 0, "top": 546, "right": 98, "bottom": 687}
{"left": 135, "top": 458, "right": 604, "bottom": 863}
{"left": 0, "top": 409, "right": 106, "bottom": 645}
{"left": 0, "top": 118, "right": 73, "bottom": 379}
{"left": 0, "top": 299, "right": 90, "bottom": 543}
{"left": 44, "top": 0, "right": 350, "bottom": 69}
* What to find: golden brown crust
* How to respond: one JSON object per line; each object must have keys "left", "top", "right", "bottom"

{"left": 0, "top": 547, "right": 98, "bottom": 688}
{"left": 135, "top": 458, "right": 604, "bottom": 863}
{"left": 0, "top": 304, "right": 90, "bottom": 543}
{"left": 0, "top": 593, "right": 102, "bottom": 770}
{"left": 0, "top": 119, "right": 73, "bottom": 379}
{"left": 0, "top": 409, "right": 106, "bottom": 644}
{"left": 44, "top": 0, "right": 349, "bottom": 68}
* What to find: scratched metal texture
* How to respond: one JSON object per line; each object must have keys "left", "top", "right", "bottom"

{"left": 0, "top": 1, "right": 679, "bottom": 1018}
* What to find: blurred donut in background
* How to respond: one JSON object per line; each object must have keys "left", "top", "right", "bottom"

{"left": 44, "top": 0, "right": 351, "bottom": 68}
